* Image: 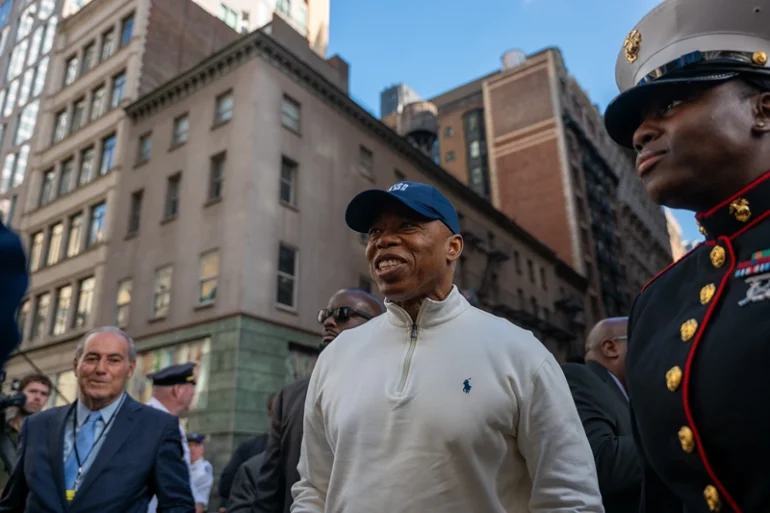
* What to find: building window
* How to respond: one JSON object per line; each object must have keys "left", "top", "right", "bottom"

{"left": 276, "top": 0, "right": 291, "bottom": 16}
{"left": 59, "top": 158, "right": 73, "bottom": 196}
{"left": 136, "top": 132, "right": 151, "bottom": 163}
{"left": 81, "top": 42, "right": 95, "bottom": 75}
{"left": 359, "top": 146, "right": 373, "bottom": 177}
{"left": 87, "top": 202, "right": 106, "bottom": 247}
{"left": 17, "top": 300, "right": 29, "bottom": 341}
{"left": 152, "top": 266, "right": 173, "bottom": 318}
{"left": 531, "top": 297, "right": 538, "bottom": 317}
{"left": 528, "top": 259, "right": 535, "bottom": 283}
{"left": 171, "top": 115, "right": 189, "bottom": 146}
{"left": 208, "top": 153, "right": 225, "bottom": 201}
{"left": 110, "top": 71, "right": 126, "bottom": 108}
{"left": 78, "top": 146, "right": 95, "bottom": 185}
{"left": 63, "top": 55, "right": 78, "bottom": 86}
{"left": 296, "top": 0, "right": 307, "bottom": 33}
{"left": 66, "top": 213, "right": 83, "bottom": 258}
{"left": 164, "top": 173, "right": 181, "bottom": 219}
{"left": 100, "top": 133, "right": 116, "bottom": 175}
{"left": 276, "top": 244, "right": 297, "bottom": 308}
{"left": 11, "top": 145, "right": 28, "bottom": 189}
{"left": 29, "top": 231, "right": 44, "bottom": 271}
{"left": 514, "top": 251, "right": 521, "bottom": 274}
{"left": 394, "top": 168, "right": 405, "bottom": 182}
{"left": 214, "top": 90, "right": 233, "bottom": 124}
{"left": 74, "top": 277, "right": 95, "bottom": 328}
{"left": 52, "top": 285, "right": 72, "bottom": 336}
{"left": 70, "top": 97, "right": 86, "bottom": 132}
{"left": 127, "top": 189, "right": 143, "bottom": 234}
{"left": 198, "top": 250, "right": 219, "bottom": 303}
{"left": 445, "top": 151, "right": 456, "bottom": 162}
{"left": 46, "top": 222, "right": 63, "bottom": 266}
{"left": 100, "top": 29, "right": 115, "bottom": 61}
{"left": 90, "top": 84, "right": 106, "bottom": 120}
{"left": 0, "top": 154, "right": 14, "bottom": 194}
{"left": 52, "top": 109, "right": 68, "bottom": 144}
{"left": 540, "top": 267, "right": 547, "bottom": 290}
{"left": 469, "top": 140, "right": 480, "bottom": 158}
{"left": 7, "top": 39, "right": 28, "bottom": 80}
{"left": 31, "top": 293, "right": 51, "bottom": 341}
{"left": 120, "top": 14, "right": 134, "bottom": 48}
{"left": 3, "top": 79, "right": 17, "bottom": 118}
{"left": 32, "top": 57, "right": 49, "bottom": 97}
{"left": 280, "top": 157, "right": 297, "bottom": 205}
{"left": 15, "top": 100, "right": 38, "bottom": 145}
{"left": 218, "top": 4, "right": 238, "bottom": 28}
{"left": 17, "top": 68, "right": 34, "bottom": 105}
{"left": 281, "top": 95, "right": 300, "bottom": 132}
{"left": 115, "top": 279, "right": 132, "bottom": 328}
{"left": 443, "top": 126, "right": 454, "bottom": 137}
{"left": 39, "top": 169, "right": 55, "bottom": 206}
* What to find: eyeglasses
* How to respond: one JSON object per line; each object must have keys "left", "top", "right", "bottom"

{"left": 317, "top": 307, "right": 373, "bottom": 324}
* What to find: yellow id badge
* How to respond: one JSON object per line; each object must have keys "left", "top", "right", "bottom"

{"left": 66, "top": 490, "right": 75, "bottom": 502}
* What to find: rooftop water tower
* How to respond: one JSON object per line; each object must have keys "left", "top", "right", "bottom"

{"left": 501, "top": 49, "right": 527, "bottom": 70}
{"left": 397, "top": 101, "right": 439, "bottom": 156}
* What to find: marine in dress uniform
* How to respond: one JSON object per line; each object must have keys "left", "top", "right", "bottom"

{"left": 146, "top": 363, "right": 199, "bottom": 513}
{"left": 187, "top": 433, "right": 213, "bottom": 512}
{"left": 605, "top": 1, "right": 770, "bottom": 512}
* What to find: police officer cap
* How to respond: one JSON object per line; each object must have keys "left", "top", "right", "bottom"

{"left": 147, "top": 362, "right": 196, "bottom": 386}
{"left": 187, "top": 432, "right": 206, "bottom": 444}
{"left": 605, "top": 0, "right": 770, "bottom": 148}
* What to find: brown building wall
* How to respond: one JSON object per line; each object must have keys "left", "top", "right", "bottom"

{"left": 139, "top": 0, "right": 239, "bottom": 96}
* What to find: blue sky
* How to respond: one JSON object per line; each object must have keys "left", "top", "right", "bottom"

{"left": 326, "top": 0, "right": 702, "bottom": 243}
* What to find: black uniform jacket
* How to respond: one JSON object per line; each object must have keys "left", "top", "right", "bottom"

{"left": 626, "top": 171, "right": 770, "bottom": 513}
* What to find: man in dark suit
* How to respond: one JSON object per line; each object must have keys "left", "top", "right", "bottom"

{"left": 0, "top": 220, "right": 27, "bottom": 368}
{"left": 246, "top": 289, "right": 384, "bottom": 513}
{"left": 0, "top": 326, "right": 194, "bottom": 512}
{"left": 562, "top": 317, "right": 642, "bottom": 513}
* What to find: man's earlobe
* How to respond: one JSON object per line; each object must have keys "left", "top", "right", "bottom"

{"left": 753, "top": 92, "right": 770, "bottom": 134}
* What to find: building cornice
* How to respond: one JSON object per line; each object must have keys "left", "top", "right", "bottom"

{"left": 125, "top": 31, "right": 588, "bottom": 292}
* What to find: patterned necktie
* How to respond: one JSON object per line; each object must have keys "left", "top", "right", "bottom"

{"left": 64, "top": 411, "right": 102, "bottom": 490}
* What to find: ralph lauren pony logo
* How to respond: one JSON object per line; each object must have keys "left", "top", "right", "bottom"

{"left": 462, "top": 378, "right": 472, "bottom": 394}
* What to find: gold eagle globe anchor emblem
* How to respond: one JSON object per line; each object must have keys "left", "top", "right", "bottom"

{"left": 623, "top": 29, "right": 642, "bottom": 63}
{"left": 729, "top": 198, "right": 751, "bottom": 223}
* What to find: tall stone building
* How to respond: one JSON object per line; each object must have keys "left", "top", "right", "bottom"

{"left": 5, "top": 14, "right": 589, "bottom": 490}
{"left": 430, "top": 48, "right": 671, "bottom": 324}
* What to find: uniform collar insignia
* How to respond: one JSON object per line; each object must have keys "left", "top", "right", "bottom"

{"left": 695, "top": 171, "right": 770, "bottom": 240}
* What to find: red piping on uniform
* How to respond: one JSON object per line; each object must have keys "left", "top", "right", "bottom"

{"left": 641, "top": 245, "right": 700, "bottom": 292}
{"left": 697, "top": 171, "right": 770, "bottom": 219}
{"left": 681, "top": 235, "right": 742, "bottom": 513}
{"left": 729, "top": 209, "right": 770, "bottom": 241}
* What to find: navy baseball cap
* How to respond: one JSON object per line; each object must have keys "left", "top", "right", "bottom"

{"left": 345, "top": 182, "right": 461, "bottom": 235}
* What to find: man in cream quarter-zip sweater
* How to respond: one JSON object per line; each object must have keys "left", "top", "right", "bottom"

{"left": 290, "top": 181, "right": 603, "bottom": 513}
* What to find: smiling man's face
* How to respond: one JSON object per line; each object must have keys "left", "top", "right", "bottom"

{"left": 365, "top": 204, "right": 461, "bottom": 303}
{"left": 74, "top": 332, "right": 135, "bottom": 407}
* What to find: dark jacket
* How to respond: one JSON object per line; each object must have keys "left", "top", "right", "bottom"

{"left": 0, "top": 395, "right": 193, "bottom": 512}
{"left": 626, "top": 171, "right": 770, "bottom": 513}
{"left": 218, "top": 433, "right": 268, "bottom": 508}
{"left": 252, "top": 377, "right": 309, "bottom": 513}
{"left": 563, "top": 361, "right": 642, "bottom": 513}
{"left": 226, "top": 451, "right": 267, "bottom": 512}
{"left": 0, "top": 221, "right": 27, "bottom": 368}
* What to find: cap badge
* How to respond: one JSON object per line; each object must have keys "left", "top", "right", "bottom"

{"left": 753, "top": 51, "right": 768, "bottom": 66}
{"left": 729, "top": 198, "right": 751, "bottom": 223}
{"left": 623, "top": 29, "right": 642, "bottom": 63}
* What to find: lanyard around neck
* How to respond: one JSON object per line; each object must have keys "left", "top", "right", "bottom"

{"left": 72, "top": 393, "right": 125, "bottom": 471}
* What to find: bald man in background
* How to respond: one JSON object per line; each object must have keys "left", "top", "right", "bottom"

{"left": 562, "top": 318, "right": 641, "bottom": 513}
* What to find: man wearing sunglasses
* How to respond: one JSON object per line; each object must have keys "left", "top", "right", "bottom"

{"left": 605, "top": 1, "right": 770, "bottom": 511}
{"left": 563, "top": 318, "right": 640, "bottom": 513}
{"left": 245, "top": 289, "right": 383, "bottom": 513}
{"left": 291, "top": 181, "right": 602, "bottom": 513}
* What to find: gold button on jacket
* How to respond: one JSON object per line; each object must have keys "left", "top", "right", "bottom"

{"left": 680, "top": 319, "right": 698, "bottom": 342}
{"left": 704, "top": 485, "right": 721, "bottom": 512}
{"left": 710, "top": 246, "right": 726, "bottom": 268}
{"left": 665, "top": 366, "right": 682, "bottom": 392}
{"left": 678, "top": 426, "right": 695, "bottom": 453}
